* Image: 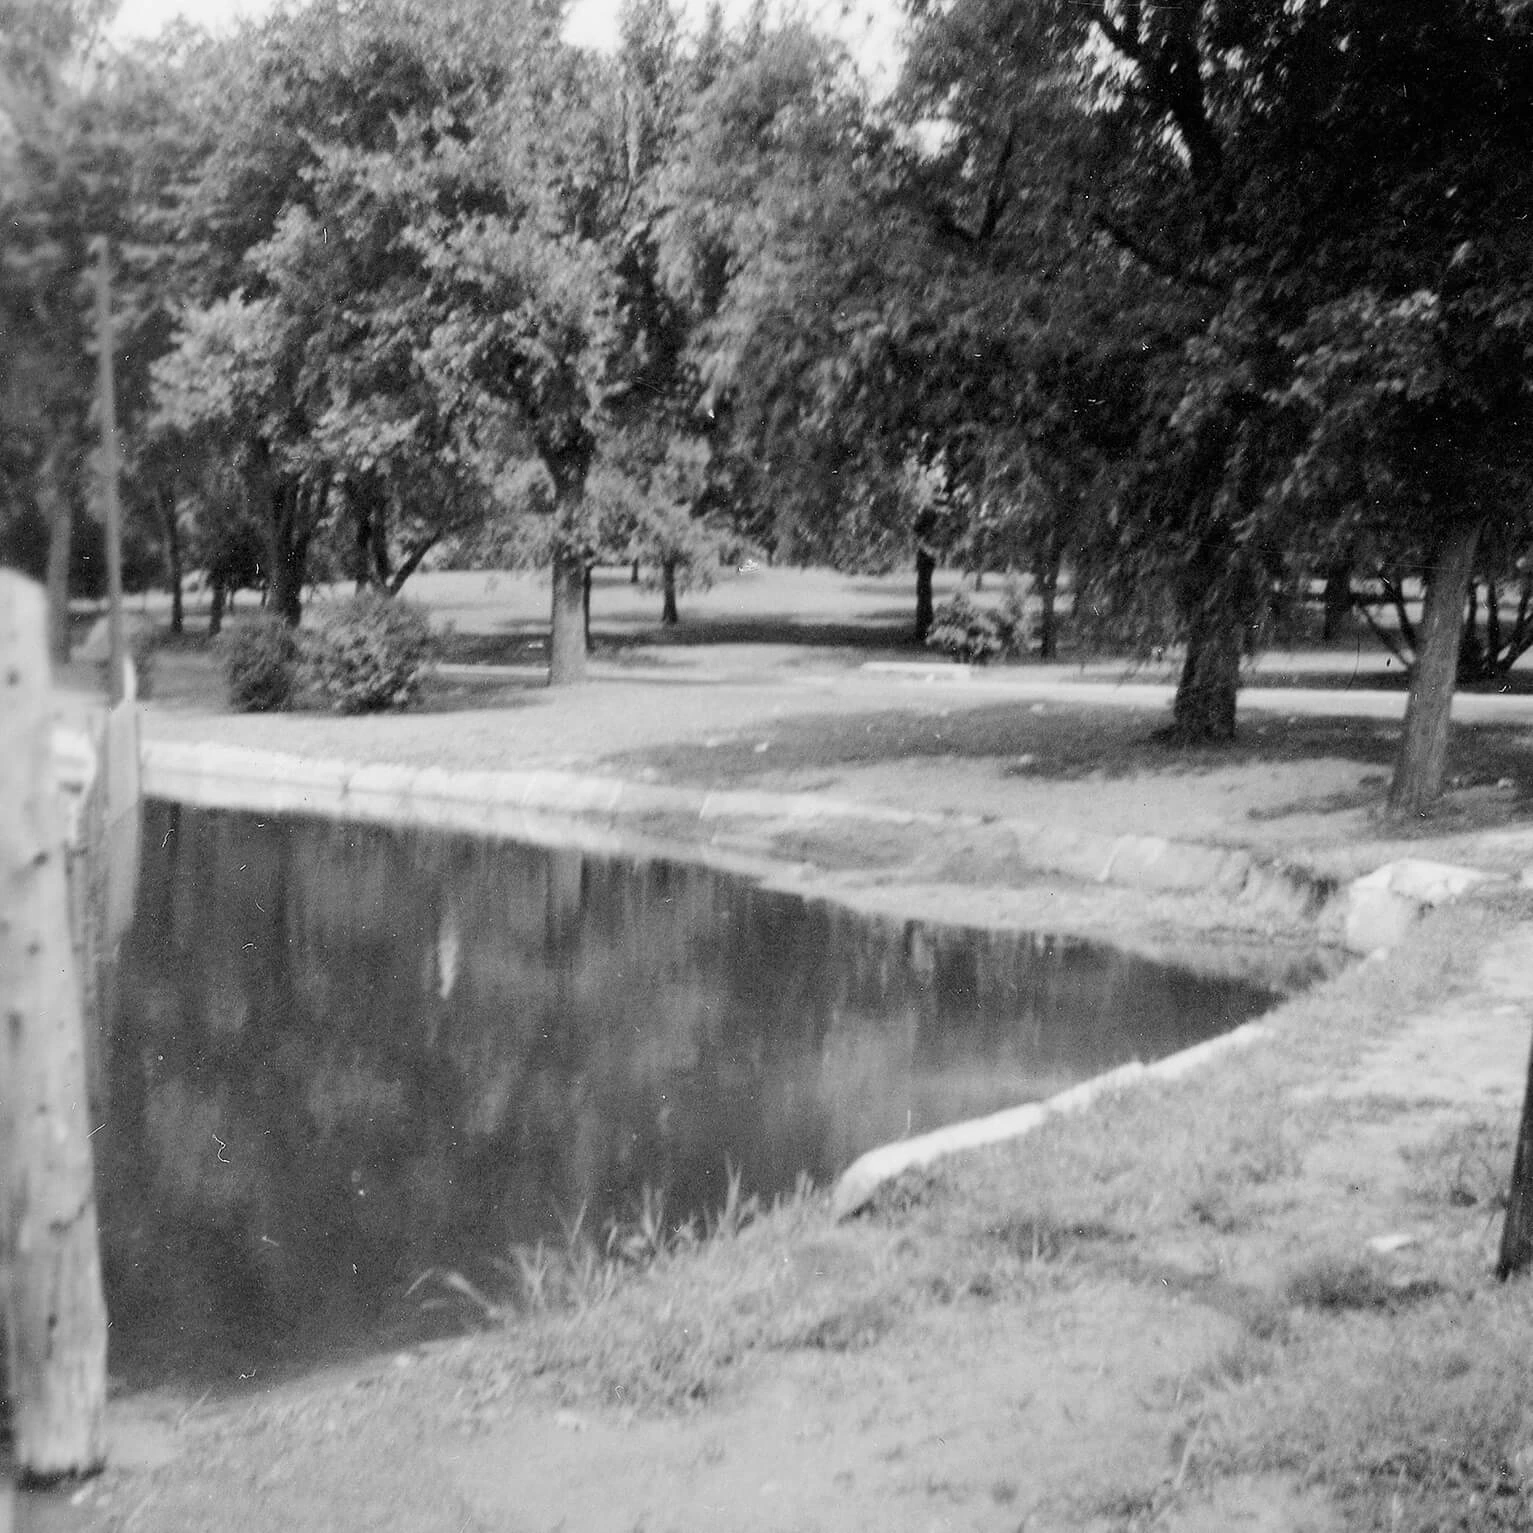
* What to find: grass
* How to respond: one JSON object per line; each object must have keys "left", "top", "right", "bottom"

{"left": 397, "top": 893, "right": 1533, "bottom": 1532}
{"left": 613, "top": 696, "right": 1533, "bottom": 800}
{"left": 433, "top": 900, "right": 1496, "bottom": 1403}
{"left": 411, "top": 1164, "right": 772, "bottom": 1330}
{"left": 1198, "top": 1300, "right": 1533, "bottom": 1531}
{"left": 1407, "top": 1114, "right": 1517, "bottom": 1212}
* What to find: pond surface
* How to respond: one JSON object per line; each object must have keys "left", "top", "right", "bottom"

{"left": 101, "top": 802, "right": 1284, "bottom": 1391}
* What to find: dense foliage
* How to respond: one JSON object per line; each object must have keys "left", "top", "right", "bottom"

{"left": 925, "top": 586, "right": 1031, "bottom": 665}
{"left": 4, "top": 0, "right": 1533, "bottom": 811}
{"left": 222, "top": 611, "right": 300, "bottom": 712}
{"left": 300, "top": 590, "right": 436, "bottom": 714}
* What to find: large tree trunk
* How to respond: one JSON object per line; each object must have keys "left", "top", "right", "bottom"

{"left": 347, "top": 476, "right": 395, "bottom": 592}
{"left": 267, "top": 482, "right": 315, "bottom": 628}
{"left": 550, "top": 550, "right": 587, "bottom": 685}
{"left": 1035, "top": 543, "right": 1063, "bottom": 662}
{"left": 1321, "top": 557, "right": 1353, "bottom": 643}
{"left": 40, "top": 451, "right": 72, "bottom": 665}
{"left": 157, "top": 487, "right": 183, "bottom": 636}
{"left": 543, "top": 445, "right": 593, "bottom": 686}
{"left": 252, "top": 447, "right": 322, "bottom": 627}
{"left": 0, "top": 573, "right": 109, "bottom": 1484}
{"left": 661, "top": 557, "right": 679, "bottom": 625}
{"left": 1386, "top": 519, "right": 1482, "bottom": 821}
{"left": 1172, "top": 598, "right": 1241, "bottom": 743}
{"left": 386, "top": 534, "right": 440, "bottom": 597}
{"left": 914, "top": 547, "right": 936, "bottom": 641}
{"left": 352, "top": 482, "right": 376, "bottom": 591}
{"left": 369, "top": 489, "right": 392, "bottom": 588}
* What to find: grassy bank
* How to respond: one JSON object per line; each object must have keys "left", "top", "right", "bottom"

{"left": 77, "top": 891, "right": 1533, "bottom": 1533}
{"left": 43, "top": 568, "right": 1533, "bottom": 1530}
{"left": 477, "top": 893, "right": 1533, "bottom": 1530}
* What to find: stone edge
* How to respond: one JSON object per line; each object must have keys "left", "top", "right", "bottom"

{"left": 829, "top": 1022, "right": 1272, "bottom": 1220}
{"left": 139, "top": 739, "right": 1331, "bottom": 915}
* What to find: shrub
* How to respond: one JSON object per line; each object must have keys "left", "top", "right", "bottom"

{"left": 925, "top": 583, "right": 1033, "bottom": 664}
{"left": 223, "top": 612, "right": 300, "bottom": 712}
{"left": 301, "top": 589, "right": 435, "bottom": 713}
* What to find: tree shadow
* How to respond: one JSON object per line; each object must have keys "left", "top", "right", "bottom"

{"left": 597, "top": 614, "right": 920, "bottom": 652}
{"left": 607, "top": 700, "right": 1533, "bottom": 804}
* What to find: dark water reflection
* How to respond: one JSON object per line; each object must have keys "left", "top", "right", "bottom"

{"left": 102, "top": 802, "right": 1281, "bottom": 1390}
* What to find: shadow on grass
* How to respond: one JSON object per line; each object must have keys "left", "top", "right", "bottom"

{"left": 435, "top": 630, "right": 549, "bottom": 666}
{"left": 435, "top": 616, "right": 923, "bottom": 665}
{"left": 597, "top": 614, "right": 921, "bottom": 653}
{"left": 611, "top": 704, "right": 1379, "bottom": 781}
{"left": 1250, "top": 665, "right": 1533, "bottom": 696}
{"left": 608, "top": 700, "right": 1533, "bottom": 819}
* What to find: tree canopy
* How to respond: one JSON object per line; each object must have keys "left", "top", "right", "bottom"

{"left": 7, "top": 0, "right": 1533, "bottom": 802}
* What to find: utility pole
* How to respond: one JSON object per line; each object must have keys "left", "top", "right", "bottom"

{"left": 91, "top": 236, "right": 125, "bottom": 706}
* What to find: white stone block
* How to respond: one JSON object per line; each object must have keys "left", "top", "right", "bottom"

{"left": 1342, "top": 858, "right": 1491, "bottom": 953}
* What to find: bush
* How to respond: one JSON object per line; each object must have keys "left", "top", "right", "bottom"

{"left": 301, "top": 589, "right": 435, "bottom": 714}
{"left": 925, "top": 583, "right": 1033, "bottom": 664}
{"left": 223, "top": 612, "right": 300, "bottom": 712}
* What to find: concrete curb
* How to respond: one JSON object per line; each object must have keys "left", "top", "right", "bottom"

{"left": 140, "top": 740, "right": 1333, "bottom": 918}
{"left": 830, "top": 1022, "right": 1273, "bottom": 1220}
{"left": 140, "top": 739, "right": 938, "bottom": 831}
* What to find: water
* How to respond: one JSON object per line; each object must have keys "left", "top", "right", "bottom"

{"left": 99, "top": 802, "right": 1284, "bottom": 1390}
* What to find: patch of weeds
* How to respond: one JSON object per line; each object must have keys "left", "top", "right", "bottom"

{"left": 1193, "top": 1330, "right": 1285, "bottom": 1395}
{"left": 1284, "top": 1253, "right": 1443, "bottom": 1314}
{"left": 1186, "top": 1182, "right": 1256, "bottom": 1235}
{"left": 1406, "top": 1117, "right": 1514, "bottom": 1212}
{"left": 446, "top": 1181, "right": 838, "bottom": 1413}
{"left": 1232, "top": 1290, "right": 1294, "bottom": 1344}
{"left": 1227, "top": 1103, "right": 1306, "bottom": 1186}
{"left": 415, "top": 1168, "right": 766, "bottom": 1331}
{"left": 984, "top": 1212, "right": 1123, "bottom": 1265}
{"left": 1201, "top": 1295, "right": 1533, "bottom": 1532}
{"left": 774, "top": 1295, "right": 897, "bottom": 1353}
{"left": 1087, "top": 1483, "right": 1167, "bottom": 1530}
{"left": 864, "top": 1166, "right": 947, "bottom": 1221}
{"left": 1182, "top": 1100, "right": 1304, "bottom": 1231}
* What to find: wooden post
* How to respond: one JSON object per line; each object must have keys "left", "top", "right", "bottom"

{"left": 0, "top": 572, "right": 109, "bottom": 1484}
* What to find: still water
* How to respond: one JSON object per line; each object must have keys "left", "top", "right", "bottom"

{"left": 101, "top": 802, "right": 1282, "bottom": 1389}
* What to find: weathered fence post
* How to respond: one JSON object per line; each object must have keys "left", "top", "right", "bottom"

{"left": 1498, "top": 1027, "right": 1533, "bottom": 1279}
{"left": 0, "top": 571, "right": 108, "bottom": 1483}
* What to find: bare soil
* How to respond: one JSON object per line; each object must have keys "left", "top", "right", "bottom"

{"left": 20, "top": 567, "right": 1533, "bottom": 1532}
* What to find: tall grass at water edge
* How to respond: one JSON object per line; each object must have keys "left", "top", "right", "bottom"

{"left": 408, "top": 1160, "right": 780, "bottom": 1323}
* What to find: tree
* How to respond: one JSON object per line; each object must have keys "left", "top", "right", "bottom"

{"left": 878, "top": 0, "right": 1533, "bottom": 796}
{"left": 1, "top": 0, "right": 131, "bottom": 659}
{"left": 655, "top": 23, "right": 945, "bottom": 610}
{"left": 1248, "top": 2, "right": 1533, "bottom": 813}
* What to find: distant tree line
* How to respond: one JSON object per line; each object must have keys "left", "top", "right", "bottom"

{"left": 4, "top": 0, "right": 1533, "bottom": 812}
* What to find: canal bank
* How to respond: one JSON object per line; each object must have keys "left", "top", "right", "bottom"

{"left": 53, "top": 894, "right": 1533, "bottom": 1533}
{"left": 36, "top": 628, "right": 1533, "bottom": 1531}
{"left": 138, "top": 738, "right": 1341, "bottom": 970}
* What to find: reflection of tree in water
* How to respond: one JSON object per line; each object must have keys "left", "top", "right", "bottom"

{"left": 102, "top": 805, "right": 1278, "bottom": 1388}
